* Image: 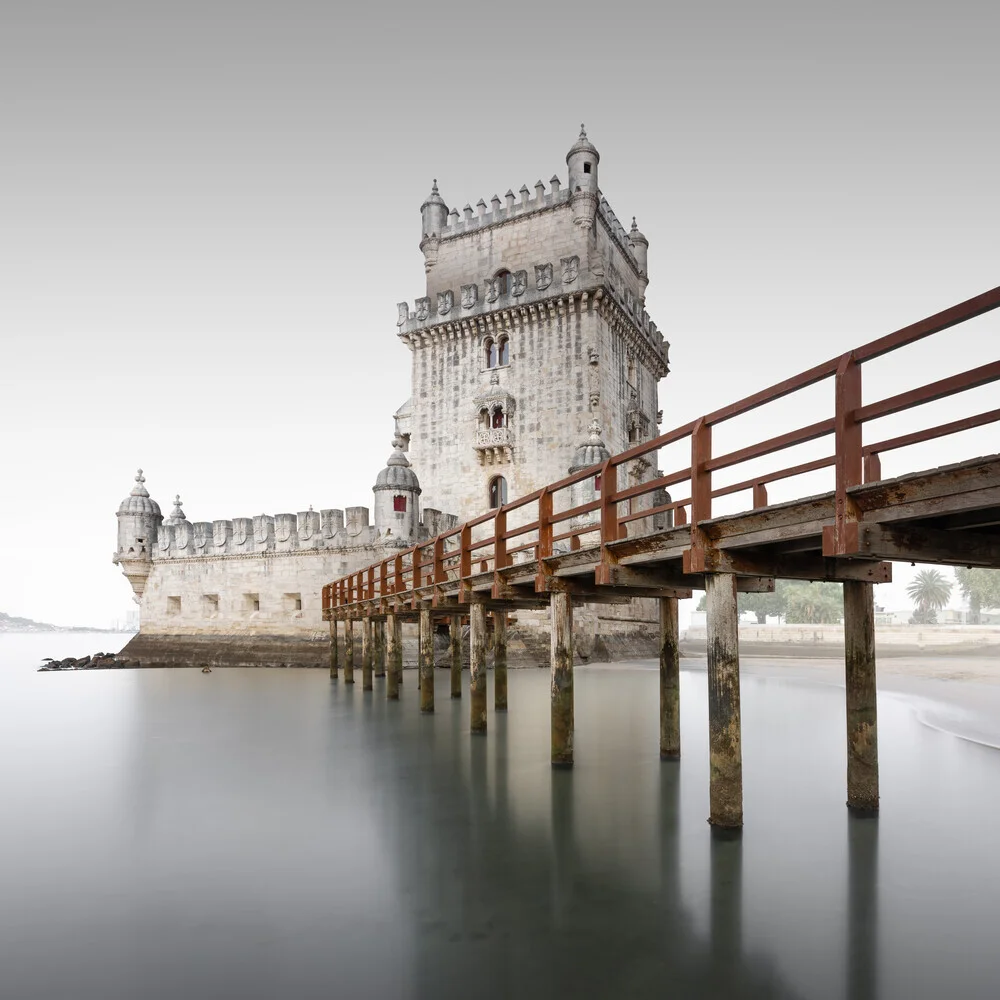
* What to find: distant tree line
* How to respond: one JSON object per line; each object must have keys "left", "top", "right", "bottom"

{"left": 694, "top": 568, "right": 1000, "bottom": 625}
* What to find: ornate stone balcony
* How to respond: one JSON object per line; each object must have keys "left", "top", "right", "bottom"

{"left": 475, "top": 426, "right": 513, "bottom": 465}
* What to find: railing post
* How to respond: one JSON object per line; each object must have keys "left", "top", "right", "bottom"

{"left": 683, "top": 419, "right": 712, "bottom": 575}
{"left": 832, "top": 352, "right": 863, "bottom": 554}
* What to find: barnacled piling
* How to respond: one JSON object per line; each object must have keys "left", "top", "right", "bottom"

{"left": 659, "top": 596, "right": 680, "bottom": 759}
{"left": 844, "top": 580, "right": 879, "bottom": 814}
{"left": 344, "top": 619, "right": 355, "bottom": 685}
{"left": 419, "top": 608, "right": 434, "bottom": 713}
{"left": 361, "top": 618, "right": 373, "bottom": 690}
{"left": 494, "top": 611, "right": 508, "bottom": 711}
{"left": 550, "top": 592, "right": 574, "bottom": 767}
{"left": 450, "top": 615, "right": 462, "bottom": 698}
{"left": 386, "top": 613, "right": 401, "bottom": 700}
{"left": 470, "top": 603, "right": 487, "bottom": 733}
{"left": 705, "top": 573, "right": 742, "bottom": 829}
{"left": 329, "top": 619, "right": 339, "bottom": 680}
{"left": 374, "top": 620, "right": 386, "bottom": 677}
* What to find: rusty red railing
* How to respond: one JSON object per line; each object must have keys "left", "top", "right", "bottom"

{"left": 323, "top": 285, "right": 1000, "bottom": 615}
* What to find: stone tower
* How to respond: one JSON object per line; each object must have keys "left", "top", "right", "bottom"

{"left": 113, "top": 469, "right": 162, "bottom": 602}
{"left": 396, "top": 127, "right": 669, "bottom": 521}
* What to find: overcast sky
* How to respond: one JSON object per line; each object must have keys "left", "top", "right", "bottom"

{"left": 1, "top": 1, "right": 997, "bottom": 627}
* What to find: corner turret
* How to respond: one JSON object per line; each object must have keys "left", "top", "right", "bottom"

{"left": 629, "top": 216, "right": 649, "bottom": 286}
{"left": 568, "top": 420, "right": 611, "bottom": 509}
{"left": 566, "top": 125, "right": 600, "bottom": 229}
{"left": 113, "top": 469, "right": 162, "bottom": 602}
{"left": 419, "top": 179, "right": 449, "bottom": 272}
{"left": 373, "top": 437, "right": 421, "bottom": 545}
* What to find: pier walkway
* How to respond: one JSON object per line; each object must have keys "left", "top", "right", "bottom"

{"left": 323, "top": 285, "right": 1000, "bottom": 829}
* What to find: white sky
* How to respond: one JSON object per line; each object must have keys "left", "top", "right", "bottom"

{"left": 0, "top": 2, "right": 997, "bottom": 626}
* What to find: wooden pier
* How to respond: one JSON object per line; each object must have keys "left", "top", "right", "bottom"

{"left": 323, "top": 286, "right": 1000, "bottom": 829}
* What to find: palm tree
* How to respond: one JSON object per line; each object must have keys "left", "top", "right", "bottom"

{"left": 907, "top": 568, "right": 953, "bottom": 624}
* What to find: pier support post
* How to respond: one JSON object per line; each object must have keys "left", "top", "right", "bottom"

{"left": 705, "top": 573, "right": 742, "bottom": 829}
{"left": 494, "top": 611, "right": 508, "bottom": 712}
{"left": 844, "top": 580, "right": 879, "bottom": 814}
{"left": 551, "top": 592, "right": 574, "bottom": 768}
{"left": 470, "top": 603, "right": 487, "bottom": 734}
{"left": 660, "top": 596, "right": 680, "bottom": 759}
{"left": 329, "top": 620, "right": 339, "bottom": 680}
{"left": 344, "top": 619, "right": 355, "bottom": 685}
{"left": 374, "top": 620, "right": 386, "bottom": 677}
{"left": 386, "top": 613, "right": 401, "bottom": 700}
{"left": 419, "top": 607, "right": 434, "bottom": 713}
{"left": 450, "top": 615, "right": 462, "bottom": 699}
{"left": 361, "top": 618, "right": 373, "bottom": 691}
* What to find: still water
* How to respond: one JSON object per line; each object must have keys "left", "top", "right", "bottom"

{"left": 2, "top": 633, "right": 1000, "bottom": 999}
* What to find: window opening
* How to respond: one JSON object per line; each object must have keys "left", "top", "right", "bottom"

{"left": 492, "top": 407, "right": 505, "bottom": 429}
{"left": 489, "top": 476, "right": 508, "bottom": 509}
{"left": 583, "top": 162, "right": 592, "bottom": 174}
{"left": 498, "top": 337, "right": 509, "bottom": 366}
{"left": 485, "top": 338, "right": 497, "bottom": 369}
{"left": 393, "top": 495, "right": 407, "bottom": 513}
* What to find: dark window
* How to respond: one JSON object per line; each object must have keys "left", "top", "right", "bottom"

{"left": 489, "top": 476, "right": 508, "bottom": 509}
{"left": 485, "top": 338, "right": 497, "bottom": 369}
{"left": 492, "top": 407, "right": 505, "bottom": 429}
{"left": 498, "top": 337, "right": 509, "bottom": 366}
{"left": 583, "top": 162, "right": 592, "bottom": 174}
{"left": 495, "top": 270, "right": 511, "bottom": 295}
{"left": 594, "top": 473, "right": 602, "bottom": 491}
{"left": 393, "top": 494, "right": 407, "bottom": 513}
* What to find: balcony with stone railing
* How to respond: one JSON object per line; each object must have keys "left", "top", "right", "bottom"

{"left": 475, "top": 426, "right": 513, "bottom": 465}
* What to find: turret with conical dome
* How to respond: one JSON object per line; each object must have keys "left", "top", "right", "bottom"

{"left": 373, "top": 437, "right": 422, "bottom": 544}
{"left": 113, "top": 469, "right": 162, "bottom": 602}
{"left": 566, "top": 124, "right": 600, "bottom": 229}
{"left": 419, "top": 179, "right": 449, "bottom": 272}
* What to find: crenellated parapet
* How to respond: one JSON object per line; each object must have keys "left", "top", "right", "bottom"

{"left": 437, "top": 176, "right": 570, "bottom": 239}
{"left": 397, "top": 261, "right": 668, "bottom": 377}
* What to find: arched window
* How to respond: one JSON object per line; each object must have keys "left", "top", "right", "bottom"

{"left": 485, "top": 338, "right": 497, "bottom": 369}
{"left": 479, "top": 407, "right": 490, "bottom": 428}
{"left": 495, "top": 269, "right": 511, "bottom": 295}
{"left": 492, "top": 406, "right": 505, "bottom": 429}
{"left": 489, "top": 476, "right": 508, "bottom": 509}
{"left": 498, "top": 336, "right": 509, "bottom": 366}
{"left": 393, "top": 495, "right": 407, "bottom": 513}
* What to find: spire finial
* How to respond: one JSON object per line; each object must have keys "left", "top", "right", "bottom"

{"left": 631, "top": 216, "right": 638, "bottom": 232}
{"left": 135, "top": 468, "right": 144, "bottom": 483}
{"left": 432, "top": 178, "right": 438, "bottom": 193}
{"left": 580, "top": 123, "right": 586, "bottom": 137}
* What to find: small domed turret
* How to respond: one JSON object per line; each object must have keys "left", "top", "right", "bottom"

{"left": 569, "top": 419, "right": 611, "bottom": 473}
{"left": 629, "top": 216, "right": 649, "bottom": 278}
{"left": 420, "top": 178, "right": 449, "bottom": 240}
{"left": 373, "top": 437, "right": 421, "bottom": 544}
{"left": 163, "top": 495, "right": 187, "bottom": 526}
{"left": 566, "top": 125, "right": 600, "bottom": 228}
{"left": 118, "top": 468, "right": 162, "bottom": 518}
{"left": 114, "top": 469, "right": 163, "bottom": 603}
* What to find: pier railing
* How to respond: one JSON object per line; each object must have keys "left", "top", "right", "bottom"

{"left": 322, "top": 284, "right": 1000, "bottom": 615}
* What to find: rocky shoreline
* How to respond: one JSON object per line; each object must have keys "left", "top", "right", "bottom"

{"left": 38, "top": 652, "right": 141, "bottom": 671}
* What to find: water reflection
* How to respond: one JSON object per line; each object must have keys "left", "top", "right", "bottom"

{"left": 2, "top": 639, "right": 999, "bottom": 999}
